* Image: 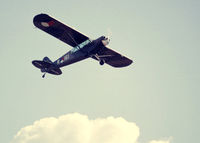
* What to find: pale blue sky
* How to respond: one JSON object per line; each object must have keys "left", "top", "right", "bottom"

{"left": 0, "top": 0, "right": 199, "bottom": 143}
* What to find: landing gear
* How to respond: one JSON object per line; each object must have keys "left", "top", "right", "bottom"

{"left": 42, "top": 73, "right": 46, "bottom": 78}
{"left": 99, "top": 60, "right": 105, "bottom": 65}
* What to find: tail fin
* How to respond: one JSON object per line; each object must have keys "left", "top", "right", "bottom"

{"left": 43, "top": 56, "right": 52, "bottom": 63}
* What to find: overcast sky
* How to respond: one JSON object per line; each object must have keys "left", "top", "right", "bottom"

{"left": 0, "top": 0, "right": 199, "bottom": 143}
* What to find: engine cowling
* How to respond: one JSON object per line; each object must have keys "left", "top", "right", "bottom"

{"left": 102, "top": 37, "right": 110, "bottom": 46}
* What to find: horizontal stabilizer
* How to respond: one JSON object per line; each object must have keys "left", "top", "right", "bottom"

{"left": 43, "top": 56, "right": 52, "bottom": 63}
{"left": 32, "top": 60, "right": 62, "bottom": 75}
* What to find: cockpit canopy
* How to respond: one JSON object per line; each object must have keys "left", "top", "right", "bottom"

{"left": 70, "top": 39, "right": 91, "bottom": 53}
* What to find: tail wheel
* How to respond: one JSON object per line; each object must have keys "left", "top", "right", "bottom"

{"left": 42, "top": 73, "right": 46, "bottom": 78}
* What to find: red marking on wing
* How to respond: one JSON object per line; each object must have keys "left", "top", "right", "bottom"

{"left": 48, "top": 21, "right": 54, "bottom": 26}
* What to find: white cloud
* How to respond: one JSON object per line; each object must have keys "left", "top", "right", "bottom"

{"left": 149, "top": 139, "right": 171, "bottom": 143}
{"left": 11, "top": 113, "right": 170, "bottom": 143}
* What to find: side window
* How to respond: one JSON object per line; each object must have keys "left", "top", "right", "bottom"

{"left": 70, "top": 39, "right": 91, "bottom": 53}
{"left": 70, "top": 48, "right": 78, "bottom": 53}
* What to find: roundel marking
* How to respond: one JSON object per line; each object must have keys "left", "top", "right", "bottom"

{"left": 41, "top": 21, "right": 54, "bottom": 27}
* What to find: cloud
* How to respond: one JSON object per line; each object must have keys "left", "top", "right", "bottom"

{"left": 11, "top": 113, "right": 170, "bottom": 143}
{"left": 149, "top": 139, "right": 171, "bottom": 143}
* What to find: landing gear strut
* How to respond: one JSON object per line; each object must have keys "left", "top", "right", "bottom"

{"left": 99, "top": 60, "right": 105, "bottom": 65}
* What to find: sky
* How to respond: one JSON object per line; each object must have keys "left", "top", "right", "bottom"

{"left": 0, "top": 0, "right": 200, "bottom": 143}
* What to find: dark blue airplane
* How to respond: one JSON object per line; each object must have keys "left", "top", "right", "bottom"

{"left": 32, "top": 14, "right": 133, "bottom": 78}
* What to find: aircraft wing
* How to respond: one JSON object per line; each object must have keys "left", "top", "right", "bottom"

{"left": 92, "top": 47, "right": 133, "bottom": 68}
{"left": 33, "top": 14, "right": 89, "bottom": 47}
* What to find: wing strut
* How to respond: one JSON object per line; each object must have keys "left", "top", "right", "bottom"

{"left": 66, "top": 32, "right": 89, "bottom": 55}
{"left": 67, "top": 33, "right": 81, "bottom": 49}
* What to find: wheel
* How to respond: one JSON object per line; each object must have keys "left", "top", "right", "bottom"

{"left": 42, "top": 73, "right": 46, "bottom": 78}
{"left": 99, "top": 60, "right": 104, "bottom": 65}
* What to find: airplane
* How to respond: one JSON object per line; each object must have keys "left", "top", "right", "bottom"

{"left": 32, "top": 14, "right": 133, "bottom": 78}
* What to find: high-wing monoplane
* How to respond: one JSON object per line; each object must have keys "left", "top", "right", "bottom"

{"left": 32, "top": 14, "right": 133, "bottom": 78}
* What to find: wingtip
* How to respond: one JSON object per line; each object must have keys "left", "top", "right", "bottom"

{"left": 33, "top": 13, "right": 51, "bottom": 26}
{"left": 124, "top": 59, "right": 133, "bottom": 67}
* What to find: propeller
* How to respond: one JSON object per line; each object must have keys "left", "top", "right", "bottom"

{"left": 106, "top": 28, "right": 112, "bottom": 40}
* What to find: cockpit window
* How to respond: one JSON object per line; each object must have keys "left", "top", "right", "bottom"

{"left": 70, "top": 39, "right": 91, "bottom": 53}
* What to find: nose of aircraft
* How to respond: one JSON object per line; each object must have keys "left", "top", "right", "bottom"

{"left": 102, "top": 37, "right": 110, "bottom": 46}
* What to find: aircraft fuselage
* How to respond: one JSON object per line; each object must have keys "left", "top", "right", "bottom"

{"left": 54, "top": 36, "right": 105, "bottom": 68}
